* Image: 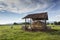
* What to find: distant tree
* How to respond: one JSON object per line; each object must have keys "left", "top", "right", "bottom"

{"left": 57, "top": 21, "right": 60, "bottom": 25}
{"left": 54, "top": 21, "right": 58, "bottom": 25}
{"left": 51, "top": 23, "right": 53, "bottom": 25}
{"left": 47, "top": 22, "right": 50, "bottom": 25}
{"left": 21, "top": 22, "right": 30, "bottom": 25}
{"left": 14, "top": 22, "right": 18, "bottom": 25}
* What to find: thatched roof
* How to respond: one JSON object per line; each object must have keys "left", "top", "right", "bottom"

{"left": 23, "top": 12, "right": 48, "bottom": 20}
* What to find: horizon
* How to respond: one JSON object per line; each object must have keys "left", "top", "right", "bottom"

{"left": 0, "top": 0, "right": 60, "bottom": 24}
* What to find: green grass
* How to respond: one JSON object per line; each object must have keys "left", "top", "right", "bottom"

{"left": 0, "top": 25, "right": 60, "bottom": 40}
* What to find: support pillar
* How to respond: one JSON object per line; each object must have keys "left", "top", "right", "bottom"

{"left": 25, "top": 18, "right": 26, "bottom": 27}
{"left": 45, "top": 19, "right": 46, "bottom": 27}
{"left": 30, "top": 19, "right": 31, "bottom": 27}
{"left": 44, "top": 19, "right": 47, "bottom": 29}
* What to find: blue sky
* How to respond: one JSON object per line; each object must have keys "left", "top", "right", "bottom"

{"left": 0, "top": 0, "right": 60, "bottom": 24}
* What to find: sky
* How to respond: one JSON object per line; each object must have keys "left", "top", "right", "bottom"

{"left": 0, "top": 0, "right": 60, "bottom": 24}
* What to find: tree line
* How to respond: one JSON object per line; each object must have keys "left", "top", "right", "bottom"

{"left": 47, "top": 21, "right": 60, "bottom": 25}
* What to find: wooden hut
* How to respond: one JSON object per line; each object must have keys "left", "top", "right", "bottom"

{"left": 22, "top": 12, "right": 48, "bottom": 31}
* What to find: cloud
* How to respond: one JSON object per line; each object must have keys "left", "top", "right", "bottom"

{"left": 50, "top": 15, "right": 60, "bottom": 22}
{"left": 47, "top": 10, "right": 60, "bottom": 22}
{"left": 0, "top": 0, "right": 60, "bottom": 24}
{"left": 0, "top": 0, "right": 56, "bottom": 14}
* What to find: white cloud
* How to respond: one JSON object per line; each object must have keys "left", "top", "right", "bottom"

{"left": 0, "top": 0, "right": 4, "bottom": 1}
{"left": 0, "top": 0, "right": 54, "bottom": 14}
{"left": 50, "top": 15, "right": 60, "bottom": 22}
{"left": 47, "top": 10, "right": 60, "bottom": 22}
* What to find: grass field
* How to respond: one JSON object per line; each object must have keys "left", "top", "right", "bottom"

{"left": 0, "top": 25, "right": 60, "bottom": 40}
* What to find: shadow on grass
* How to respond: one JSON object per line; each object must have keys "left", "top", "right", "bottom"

{"left": 25, "top": 29, "right": 60, "bottom": 35}
{"left": 43, "top": 29, "right": 60, "bottom": 35}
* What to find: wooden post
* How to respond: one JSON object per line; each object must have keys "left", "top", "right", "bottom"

{"left": 30, "top": 19, "right": 31, "bottom": 27}
{"left": 25, "top": 18, "right": 26, "bottom": 27}
{"left": 45, "top": 19, "right": 46, "bottom": 26}
{"left": 45, "top": 19, "right": 47, "bottom": 29}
